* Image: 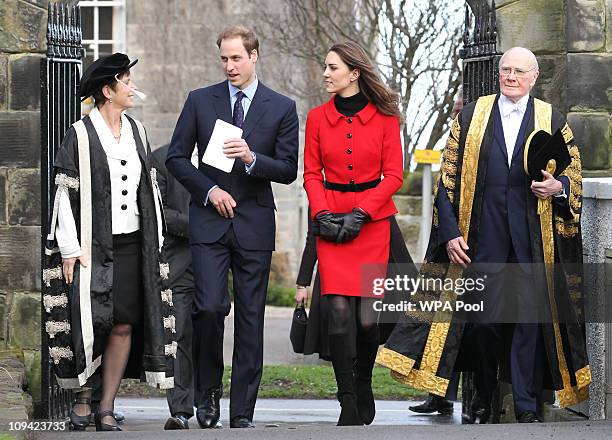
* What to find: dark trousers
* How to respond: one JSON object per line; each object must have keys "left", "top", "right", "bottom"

{"left": 446, "top": 373, "right": 460, "bottom": 401}
{"left": 468, "top": 258, "right": 545, "bottom": 416}
{"left": 166, "top": 267, "right": 195, "bottom": 418}
{"left": 191, "top": 226, "right": 272, "bottom": 421}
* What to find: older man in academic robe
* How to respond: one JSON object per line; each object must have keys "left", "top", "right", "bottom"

{"left": 376, "top": 47, "right": 590, "bottom": 424}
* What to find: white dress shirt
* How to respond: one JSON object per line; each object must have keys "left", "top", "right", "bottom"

{"left": 204, "top": 78, "right": 260, "bottom": 205}
{"left": 229, "top": 77, "right": 258, "bottom": 117}
{"left": 55, "top": 108, "right": 142, "bottom": 258}
{"left": 497, "top": 94, "right": 529, "bottom": 167}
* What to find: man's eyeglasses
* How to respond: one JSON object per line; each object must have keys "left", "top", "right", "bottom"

{"left": 499, "top": 66, "right": 537, "bottom": 78}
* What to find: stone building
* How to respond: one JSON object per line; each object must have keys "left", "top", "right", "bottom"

{"left": 0, "top": 0, "right": 610, "bottom": 418}
{"left": 0, "top": 0, "right": 48, "bottom": 403}
{"left": 489, "top": 0, "right": 612, "bottom": 419}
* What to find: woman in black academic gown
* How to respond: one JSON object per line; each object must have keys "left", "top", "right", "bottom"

{"left": 42, "top": 53, "right": 174, "bottom": 431}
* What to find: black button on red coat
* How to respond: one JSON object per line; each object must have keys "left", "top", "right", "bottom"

{"left": 348, "top": 164, "right": 353, "bottom": 170}
{"left": 347, "top": 133, "right": 352, "bottom": 139}
{"left": 347, "top": 148, "right": 352, "bottom": 154}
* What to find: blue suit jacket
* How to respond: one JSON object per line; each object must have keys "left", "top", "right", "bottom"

{"left": 435, "top": 95, "right": 570, "bottom": 272}
{"left": 166, "top": 80, "right": 299, "bottom": 251}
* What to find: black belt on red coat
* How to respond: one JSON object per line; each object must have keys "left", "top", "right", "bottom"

{"left": 323, "top": 179, "right": 380, "bottom": 192}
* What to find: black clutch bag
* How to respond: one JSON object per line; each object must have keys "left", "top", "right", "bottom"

{"left": 524, "top": 128, "right": 571, "bottom": 180}
{"left": 290, "top": 303, "right": 308, "bottom": 354}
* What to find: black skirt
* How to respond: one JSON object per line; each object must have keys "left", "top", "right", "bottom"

{"left": 112, "top": 230, "right": 144, "bottom": 324}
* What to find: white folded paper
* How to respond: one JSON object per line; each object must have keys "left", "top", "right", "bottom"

{"left": 202, "top": 119, "right": 242, "bottom": 173}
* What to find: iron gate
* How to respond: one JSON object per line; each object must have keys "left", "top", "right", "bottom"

{"left": 40, "top": 1, "right": 84, "bottom": 420}
{"left": 461, "top": 0, "right": 500, "bottom": 105}
{"left": 459, "top": 0, "right": 501, "bottom": 424}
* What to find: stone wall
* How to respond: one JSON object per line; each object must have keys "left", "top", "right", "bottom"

{"left": 494, "top": 0, "right": 612, "bottom": 176}
{"left": 493, "top": 0, "right": 612, "bottom": 420}
{"left": 0, "top": 0, "right": 53, "bottom": 408}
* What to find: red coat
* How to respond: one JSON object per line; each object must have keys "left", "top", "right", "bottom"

{"left": 303, "top": 98, "right": 403, "bottom": 296}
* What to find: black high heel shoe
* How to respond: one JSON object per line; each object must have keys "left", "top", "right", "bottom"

{"left": 69, "top": 397, "right": 92, "bottom": 431}
{"left": 95, "top": 410, "right": 122, "bottom": 431}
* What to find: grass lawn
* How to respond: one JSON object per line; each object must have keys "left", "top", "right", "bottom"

{"left": 119, "top": 365, "right": 425, "bottom": 400}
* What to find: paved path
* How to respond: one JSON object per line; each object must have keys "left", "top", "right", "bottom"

{"left": 24, "top": 397, "right": 609, "bottom": 440}
{"left": 111, "top": 397, "right": 463, "bottom": 428}
{"left": 28, "top": 417, "right": 612, "bottom": 440}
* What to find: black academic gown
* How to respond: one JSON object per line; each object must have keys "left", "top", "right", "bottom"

{"left": 42, "top": 114, "right": 175, "bottom": 390}
{"left": 376, "top": 94, "right": 590, "bottom": 408}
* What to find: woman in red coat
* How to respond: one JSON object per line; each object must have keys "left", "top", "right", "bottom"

{"left": 303, "top": 41, "right": 404, "bottom": 426}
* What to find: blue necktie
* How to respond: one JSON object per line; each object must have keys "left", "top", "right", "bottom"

{"left": 233, "top": 91, "right": 245, "bottom": 128}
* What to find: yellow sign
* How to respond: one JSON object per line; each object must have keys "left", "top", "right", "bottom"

{"left": 414, "top": 149, "right": 441, "bottom": 164}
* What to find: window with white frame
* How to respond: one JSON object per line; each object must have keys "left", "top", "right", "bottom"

{"left": 79, "top": 0, "right": 126, "bottom": 68}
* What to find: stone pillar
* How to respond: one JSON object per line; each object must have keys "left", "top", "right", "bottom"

{"left": 494, "top": 0, "right": 612, "bottom": 176}
{"left": 0, "top": 0, "right": 50, "bottom": 405}
{"left": 493, "top": 0, "right": 612, "bottom": 420}
{"left": 582, "top": 178, "right": 612, "bottom": 420}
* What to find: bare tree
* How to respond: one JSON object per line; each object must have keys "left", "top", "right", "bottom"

{"left": 253, "top": 0, "right": 463, "bottom": 167}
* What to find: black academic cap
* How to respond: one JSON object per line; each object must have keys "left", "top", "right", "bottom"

{"left": 79, "top": 53, "right": 138, "bottom": 100}
{"left": 523, "top": 128, "right": 571, "bottom": 181}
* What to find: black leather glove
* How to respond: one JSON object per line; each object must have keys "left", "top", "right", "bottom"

{"left": 313, "top": 211, "right": 344, "bottom": 242}
{"left": 336, "top": 208, "right": 370, "bottom": 243}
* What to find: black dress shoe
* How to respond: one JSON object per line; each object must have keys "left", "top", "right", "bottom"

{"left": 409, "top": 395, "right": 453, "bottom": 415}
{"left": 69, "top": 397, "right": 92, "bottom": 431}
{"left": 164, "top": 414, "right": 190, "bottom": 430}
{"left": 517, "top": 411, "right": 540, "bottom": 423}
{"left": 196, "top": 386, "right": 222, "bottom": 429}
{"left": 230, "top": 416, "right": 255, "bottom": 428}
{"left": 95, "top": 410, "right": 122, "bottom": 431}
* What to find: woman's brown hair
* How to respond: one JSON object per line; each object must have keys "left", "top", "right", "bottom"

{"left": 329, "top": 41, "right": 400, "bottom": 117}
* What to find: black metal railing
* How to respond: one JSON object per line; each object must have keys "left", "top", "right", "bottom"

{"left": 40, "top": 1, "right": 84, "bottom": 420}
{"left": 460, "top": 0, "right": 500, "bottom": 105}
{"left": 459, "top": 0, "right": 501, "bottom": 424}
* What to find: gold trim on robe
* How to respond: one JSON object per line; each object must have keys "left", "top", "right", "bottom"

{"left": 376, "top": 94, "right": 497, "bottom": 395}
{"left": 533, "top": 100, "right": 590, "bottom": 407}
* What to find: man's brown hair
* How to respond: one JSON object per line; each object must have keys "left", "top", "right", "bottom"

{"left": 216, "top": 25, "right": 260, "bottom": 55}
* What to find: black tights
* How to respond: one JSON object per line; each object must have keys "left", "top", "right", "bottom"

{"left": 326, "top": 295, "right": 378, "bottom": 342}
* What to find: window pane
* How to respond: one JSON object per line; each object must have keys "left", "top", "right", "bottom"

{"left": 99, "top": 43, "right": 113, "bottom": 59}
{"left": 84, "top": 51, "right": 95, "bottom": 70}
{"left": 81, "top": 7, "right": 94, "bottom": 40}
{"left": 99, "top": 7, "right": 113, "bottom": 40}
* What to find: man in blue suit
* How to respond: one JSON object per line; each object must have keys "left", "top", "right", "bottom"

{"left": 166, "top": 25, "right": 299, "bottom": 429}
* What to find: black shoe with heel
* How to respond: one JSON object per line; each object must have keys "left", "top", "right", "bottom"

{"left": 69, "top": 397, "right": 92, "bottom": 431}
{"left": 95, "top": 410, "right": 122, "bottom": 431}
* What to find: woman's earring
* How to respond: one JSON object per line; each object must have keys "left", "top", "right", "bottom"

{"left": 109, "top": 98, "right": 113, "bottom": 103}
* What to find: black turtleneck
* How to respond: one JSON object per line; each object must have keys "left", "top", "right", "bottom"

{"left": 334, "top": 92, "right": 369, "bottom": 116}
